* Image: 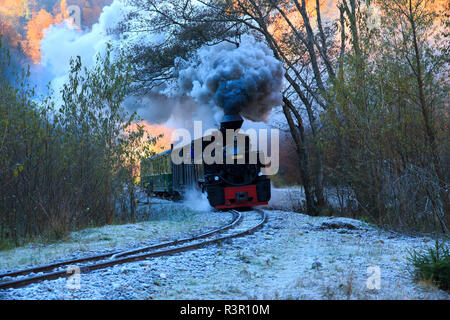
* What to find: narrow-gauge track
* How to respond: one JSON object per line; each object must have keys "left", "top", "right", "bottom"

{"left": 0, "top": 209, "right": 266, "bottom": 290}
{"left": 0, "top": 210, "right": 241, "bottom": 288}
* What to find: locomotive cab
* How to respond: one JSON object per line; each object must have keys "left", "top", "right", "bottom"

{"left": 204, "top": 114, "right": 271, "bottom": 209}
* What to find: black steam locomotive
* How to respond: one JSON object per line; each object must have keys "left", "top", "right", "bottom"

{"left": 140, "top": 115, "right": 271, "bottom": 209}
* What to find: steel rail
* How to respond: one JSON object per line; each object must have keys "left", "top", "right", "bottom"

{"left": 0, "top": 209, "right": 266, "bottom": 290}
{"left": 0, "top": 210, "right": 240, "bottom": 281}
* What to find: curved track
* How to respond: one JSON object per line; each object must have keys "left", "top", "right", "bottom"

{"left": 0, "top": 209, "right": 266, "bottom": 290}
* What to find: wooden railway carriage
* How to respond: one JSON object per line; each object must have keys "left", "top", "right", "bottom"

{"left": 140, "top": 150, "right": 173, "bottom": 197}
{"left": 141, "top": 143, "right": 205, "bottom": 199}
{"left": 140, "top": 115, "right": 271, "bottom": 209}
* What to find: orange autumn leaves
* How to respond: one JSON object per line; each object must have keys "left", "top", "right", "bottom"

{"left": 24, "top": 1, "right": 70, "bottom": 63}
{"left": 0, "top": 0, "right": 31, "bottom": 18}
{"left": 0, "top": 0, "right": 30, "bottom": 50}
{"left": 0, "top": 0, "right": 112, "bottom": 64}
{"left": 1, "top": 0, "right": 446, "bottom": 64}
{"left": 0, "top": 0, "right": 70, "bottom": 63}
{"left": 125, "top": 121, "right": 175, "bottom": 155}
{"left": 122, "top": 121, "right": 174, "bottom": 179}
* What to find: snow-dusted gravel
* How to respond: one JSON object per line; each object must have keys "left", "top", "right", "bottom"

{"left": 0, "top": 200, "right": 231, "bottom": 272}
{"left": 1, "top": 207, "right": 448, "bottom": 300}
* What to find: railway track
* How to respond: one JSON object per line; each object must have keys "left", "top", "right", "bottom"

{"left": 0, "top": 209, "right": 266, "bottom": 290}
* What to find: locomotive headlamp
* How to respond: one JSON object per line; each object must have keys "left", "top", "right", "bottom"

{"left": 214, "top": 176, "right": 219, "bottom": 181}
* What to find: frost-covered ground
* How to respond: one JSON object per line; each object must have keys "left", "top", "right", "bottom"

{"left": 269, "top": 187, "right": 349, "bottom": 211}
{"left": 0, "top": 199, "right": 230, "bottom": 272}
{"left": 0, "top": 205, "right": 448, "bottom": 300}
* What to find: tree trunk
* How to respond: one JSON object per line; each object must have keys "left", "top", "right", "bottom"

{"left": 286, "top": 99, "right": 326, "bottom": 209}
{"left": 282, "top": 96, "right": 318, "bottom": 216}
{"left": 408, "top": 0, "right": 450, "bottom": 230}
{"left": 130, "top": 186, "right": 136, "bottom": 223}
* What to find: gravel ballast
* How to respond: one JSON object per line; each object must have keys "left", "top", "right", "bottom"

{"left": 1, "top": 207, "right": 449, "bottom": 300}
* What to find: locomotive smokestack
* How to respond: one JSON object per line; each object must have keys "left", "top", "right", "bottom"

{"left": 220, "top": 114, "right": 244, "bottom": 132}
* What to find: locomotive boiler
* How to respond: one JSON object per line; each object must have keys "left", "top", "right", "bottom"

{"left": 140, "top": 114, "right": 271, "bottom": 209}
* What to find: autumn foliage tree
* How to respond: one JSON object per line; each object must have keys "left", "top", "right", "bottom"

{"left": 121, "top": 0, "right": 448, "bottom": 231}
{"left": 0, "top": 40, "right": 158, "bottom": 247}
{"left": 323, "top": 0, "right": 449, "bottom": 231}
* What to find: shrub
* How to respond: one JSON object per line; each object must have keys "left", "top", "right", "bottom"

{"left": 0, "top": 39, "right": 158, "bottom": 248}
{"left": 408, "top": 240, "right": 450, "bottom": 291}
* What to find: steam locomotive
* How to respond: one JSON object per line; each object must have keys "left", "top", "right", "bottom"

{"left": 140, "top": 115, "right": 271, "bottom": 209}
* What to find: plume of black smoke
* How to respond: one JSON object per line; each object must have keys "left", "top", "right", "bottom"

{"left": 174, "top": 35, "right": 284, "bottom": 122}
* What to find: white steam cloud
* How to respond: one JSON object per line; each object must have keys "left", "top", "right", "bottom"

{"left": 40, "top": 0, "right": 130, "bottom": 94}
{"left": 182, "top": 188, "right": 212, "bottom": 212}
{"left": 38, "top": 1, "right": 283, "bottom": 127}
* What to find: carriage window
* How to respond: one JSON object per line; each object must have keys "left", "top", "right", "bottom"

{"left": 167, "top": 155, "right": 171, "bottom": 173}
{"left": 163, "top": 156, "right": 167, "bottom": 174}
{"left": 164, "top": 156, "right": 167, "bottom": 174}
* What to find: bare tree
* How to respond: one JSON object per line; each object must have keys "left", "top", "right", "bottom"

{"left": 121, "top": 0, "right": 344, "bottom": 214}
{"left": 378, "top": 0, "right": 449, "bottom": 228}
